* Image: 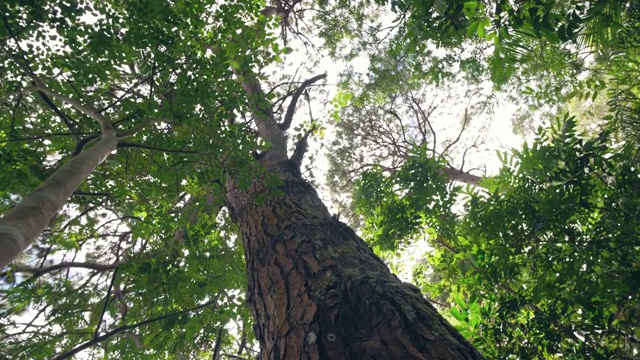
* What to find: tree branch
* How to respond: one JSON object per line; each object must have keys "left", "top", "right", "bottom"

{"left": 213, "top": 327, "right": 224, "bottom": 360}
{"left": 28, "top": 81, "right": 115, "bottom": 134}
{"left": 279, "top": 73, "right": 327, "bottom": 131}
{"left": 0, "top": 86, "right": 38, "bottom": 103}
{"left": 35, "top": 90, "right": 79, "bottom": 137}
{"left": 72, "top": 134, "right": 101, "bottom": 157}
{"left": 290, "top": 124, "right": 316, "bottom": 168}
{"left": 51, "top": 295, "right": 222, "bottom": 360}
{"left": 12, "top": 261, "right": 120, "bottom": 278}
{"left": 117, "top": 117, "right": 168, "bottom": 138}
{"left": 0, "top": 132, "right": 95, "bottom": 143}
{"left": 72, "top": 191, "right": 111, "bottom": 197}
{"left": 440, "top": 166, "right": 483, "bottom": 187}
{"left": 117, "top": 141, "right": 200, "bottom": 154}
{"left": 94, "top": 266, "right": 119, "bottom": 339}
{"left": 236, "top": 69, "right": 287, "bottom": 158}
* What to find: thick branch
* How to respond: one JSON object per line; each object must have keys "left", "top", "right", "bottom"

{"left": 237, "top": 70, "right": 287, "bottom": 158}
{"left": 290, "top": 125, "right": 316, "bottom": 168}
{"left": 440, "top": 166, "right": 483, "bottom": 187}
{"left": 0, "top": 133, "right": 120, "bottom": 269}
{"left": 279, "top": 73, "right": 327, "bottom": 131}
{"left": 72, "top": 135, "right": 101, "bottom": 157}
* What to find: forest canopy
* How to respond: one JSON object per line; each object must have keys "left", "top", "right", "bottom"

{"left": 1, "top": 0, "right": 639, "bottom": 359}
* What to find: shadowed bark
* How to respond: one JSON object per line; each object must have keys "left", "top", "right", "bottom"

{"left": 226, "top": 159, "right": 483, "bottom": 359}
{"left": 226, "top": 66, "right": 484, "bottom": 358}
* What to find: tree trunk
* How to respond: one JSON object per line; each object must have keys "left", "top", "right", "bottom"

{"left": 0, "top": 133, "right": 119, "bottom": 269}
{"left": 226, "top": 159, "right": 483, "bottom": 360}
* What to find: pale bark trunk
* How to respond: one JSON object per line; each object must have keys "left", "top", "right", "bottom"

{"left": 0, "top": 133, "right": 119, "bottom": 269}
{"left": 226, "top": 159, "right": 483, "bottom": 359}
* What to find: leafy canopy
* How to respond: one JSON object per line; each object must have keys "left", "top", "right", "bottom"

{"left": 353, "top": 117, "right": 640, "bottom": 358}
{"left": 0, "top": 0, "right": 282, "bottom": 357}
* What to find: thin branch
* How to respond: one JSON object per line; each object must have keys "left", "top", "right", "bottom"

{"left": 279, "top": 73, "right": 327, "bottom": 131}
{"left": 51, "top": 295, "right": 222, "bottom": 360}
{"left": 94, "top": 267, "right": 119, "bottom": 339}
{"left": 442, "top": 107, "right": 471, "bottom": 156}
{"left": 212, "top": 327, "right": 224, "bottom": 360}
{"left": 117, "top": 142, "right": 201, "bottom": 154}
{"left": 12, "top": 261, "right": 120, "bottom": 278}
{"left": 0, "top": 132, "right": 94, "bottom": 143}
{"left": 222, "top": 354, "right": 248, "bottom": 360}
{"left": 35, "top": 90, "right": 79, "bottom": 137}
{"left": 236, "top": 322, "right": 248, "bottom": 356}
{"left": 98, "top": 74, "right": 154, "bottom": 113}
{"left": 72, "top": 191, "right": 111, "bottom": 197}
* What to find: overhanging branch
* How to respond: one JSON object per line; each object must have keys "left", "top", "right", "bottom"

{"left": 279, "top": 73, "right": 326, "bottom": 131}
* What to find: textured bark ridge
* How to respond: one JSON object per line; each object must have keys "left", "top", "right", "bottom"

{"left": 226, "top": 160, "right": 483, "bottom": 360}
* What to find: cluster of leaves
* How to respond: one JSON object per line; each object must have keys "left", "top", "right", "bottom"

{"left": 394, "top": 0, "right": 633, "bottom": 46}
{"left": 0, "top": 0, "right": 283, "bottom": 357}
{"left": 353, "top": 116, "right": 640, "bottom": 358}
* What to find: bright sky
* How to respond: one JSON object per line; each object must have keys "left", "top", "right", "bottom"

{"left": 263, "top": 10, "right": 534, "bottom": 283}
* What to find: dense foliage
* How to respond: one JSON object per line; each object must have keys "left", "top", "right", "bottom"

{"left": 354, "top": 117, "right": 640, "bottom": 358}
{"left": 0, "top": 0, "right": 278, "bottom": 357}
{"left": 1, "top": 0, "right": 639, "bottom": 358}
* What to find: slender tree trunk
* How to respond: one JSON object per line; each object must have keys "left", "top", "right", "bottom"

{"left": 0, "top": 133, "right": 119, "bottom": 269}
{"left": 226, "top": 159, "right": 484, "bottom": 360}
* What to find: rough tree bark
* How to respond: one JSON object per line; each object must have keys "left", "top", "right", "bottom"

{"left": 226, "top": 159, "right": 484, "bottom": 359}
{"left": 226, "top": 69, "right": 484, "bottom": 359}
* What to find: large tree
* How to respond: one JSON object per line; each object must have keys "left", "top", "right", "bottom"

{"left": 315, "top": 0, "right": 640, "bottom": 358}
{"left": 0, "top": 1, "right": 483, "bottom": 358}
